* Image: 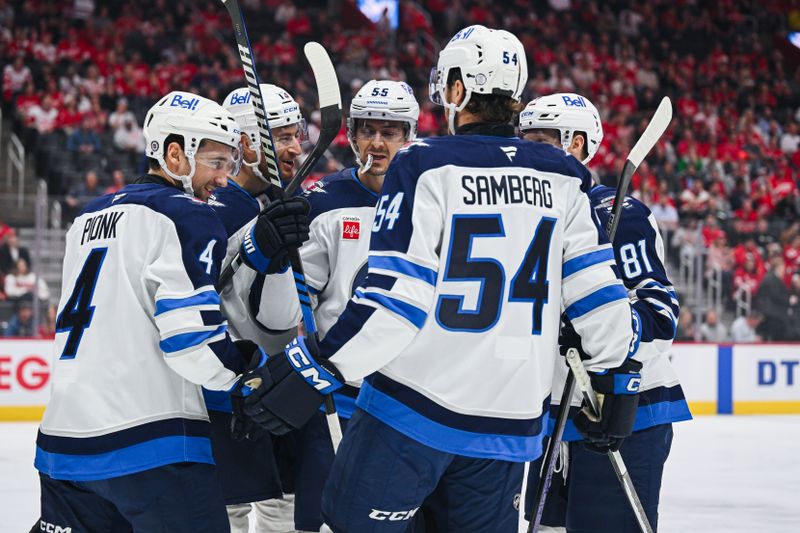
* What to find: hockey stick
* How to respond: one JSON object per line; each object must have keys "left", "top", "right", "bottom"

{"left": 526, "top": 347, "right": 578, "bottom": 533}
{"left": 220, "top": 0, "right": 343, "bottom": 452}
{"left": 527, "top": 97, "right": 672, "bottom": 533}
{"left": 218, "top": 40, "right": 342, "bottom": 288}
{"left": 565, "top": 350, "right": 654, "bottom": 533}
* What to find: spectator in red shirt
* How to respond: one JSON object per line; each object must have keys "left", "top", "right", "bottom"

{"left": 286, "top": 9, "right": 312, "bottom": 39}
{"left": 733, "top": 256, "right": 765, "bottom": 299}
{"left": 733, "top": 200, "right": 759, "bottom": 235}
{"left": 733, "top": 238, "right": 766, "bottom": 273}
{"left": 784, "top": 234, "right": 800, "bottom": 279}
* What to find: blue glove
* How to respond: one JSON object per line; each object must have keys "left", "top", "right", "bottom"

{"left": 240, "top": 197, "right": 310, "bottom": 275}
{"left": 243, "top": 336, "right": 344, "bottom": 435}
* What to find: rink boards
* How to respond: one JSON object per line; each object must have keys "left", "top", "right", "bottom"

{"left": 0, "top": 339, "right": 798, "bottom": 420}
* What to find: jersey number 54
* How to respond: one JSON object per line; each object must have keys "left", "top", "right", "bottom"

{"left": 436, "top": 214, "right": 556, "bottom": 334}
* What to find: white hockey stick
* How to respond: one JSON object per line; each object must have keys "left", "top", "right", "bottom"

{"left": 528, "top": 97, "right": 672, "bottom": 533}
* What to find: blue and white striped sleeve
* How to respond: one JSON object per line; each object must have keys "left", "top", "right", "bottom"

{"left": 321, "top": 147, "right": 441, "bottom": 380}
{"left": 624, "top": 214, "right": 680, "bottom": 361}
{"left": 146, "top": 211, "right": 245, "bottom": 391}
{"left": 561, "top": 185, "right": 634, "bottom": 371}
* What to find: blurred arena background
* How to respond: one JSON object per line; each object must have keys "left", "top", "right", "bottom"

{"left": 1, "top": 1, "right": 800, "bottom": 530}
{"left": 2, "top": 0, "right": 800, "bottom": 343}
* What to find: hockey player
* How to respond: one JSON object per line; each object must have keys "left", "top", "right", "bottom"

{"left": 236, "top": 26, "right": 641, "bottom": 532}
{"left": 33, "top": 91, "right": 299, "bottom": 532}
{"left": 255, "top": 79, "right": 420, "bottom": 532}
{"left": 519, "top": 93, "right": 691, "bottom": 532}
{"left": 202, "top": 84, "right": 311, "bottom": 533}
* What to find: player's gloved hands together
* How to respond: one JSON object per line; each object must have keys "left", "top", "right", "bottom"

{"left": 241, "top": 197, "right": 310, "bottom": 275}
{"left": 230, "top": 341, "right": 271, "bottom": 442}
{"left": 573, "top": 357, "right": 643, "bottom": 454}
{"left": 243, "top": 336, "right": 344, "bottom": 435}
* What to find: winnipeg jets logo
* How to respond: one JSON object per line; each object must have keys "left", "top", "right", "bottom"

{"left": 305, "top": 181, "right": 327, "bottom": 195}
{"left": 111, "top": 193, "right": 127, "bottom": 203}
{"left": 501, "top": 146, "right": 517, "bottom": 161}
{"left": 207, "top": 196, "right": 225, "bottom": 207}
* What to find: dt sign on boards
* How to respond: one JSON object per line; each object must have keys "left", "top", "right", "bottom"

{"left": 733, "top": 344, "right": 800, "bottom": 414}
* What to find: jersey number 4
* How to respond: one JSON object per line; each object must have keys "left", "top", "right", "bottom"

{"left": 55, "top": 248, "right": 107, "bottom": 359}
{"left": 436, "top": 215, "right": 556, "bottom": 334}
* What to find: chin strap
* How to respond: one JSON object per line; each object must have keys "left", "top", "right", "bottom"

{"left": 440, "top": 88, "right": 472, "bottom": 135}
{"left": 159, "top": 156, "right": 196, "bottom": 196}
{"left": 348, "top": 135, "right": 374, "bottom": 174}
{"left": 243, "top": 148, "right": 269, "bottom": 185}
{"left": 361, "top": 154, "right": 374, "bottom": 173}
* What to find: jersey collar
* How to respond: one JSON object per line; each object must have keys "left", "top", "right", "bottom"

{"left": 455, "top": 122, "right": 515, "bottom": 137}
{"left": 351, "top": 168, "right": 379, "bottom": 199}
{"left": 227, "top": 179, "right": 260, "bottom": 203}
{"left": 134, "top": 173, "right": 183, "bottom": 191}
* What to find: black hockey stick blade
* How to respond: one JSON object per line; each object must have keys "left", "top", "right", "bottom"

{"left": 285, "top": 42, "right": 342, "bottom": 197}
{"left": 605, "top": 97, "right": 672, "bottom": 242}
{"left": 220, "top": 0, "right": 282, "bottom": 190}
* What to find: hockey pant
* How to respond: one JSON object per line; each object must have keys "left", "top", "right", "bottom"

{"left": 523, "top": 423, "right": 674, "bottom": 532}
{"left": 39, "top": 462, "right": 230, "bottom": 533}
{"left": 321, "top": 408, "right": 523, "bottom": 532}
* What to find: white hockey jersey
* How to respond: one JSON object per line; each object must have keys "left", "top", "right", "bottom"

{"left": 551, "top": 186, "right": 691, "bottom": 440}
{"left": 203, "top": 181, "right": 297, "bottom": 414}
{"left": 257, "top": 168, "right": 378, "bottom": 416}
{"left": 318, "top": 125, "right": 636, "bottom": 462}
{"left": 35, "top": 176, "right": 249, "bottom": 481}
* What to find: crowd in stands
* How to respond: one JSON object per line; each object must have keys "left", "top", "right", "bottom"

{"left": 0, "top": 216, "right": 52, "bottom": 337}
{"left": 2, "top": 0, "right": 800, "bottom": 339}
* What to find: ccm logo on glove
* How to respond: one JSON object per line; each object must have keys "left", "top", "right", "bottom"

{"left": 285, "top": 337, "right": 342, "bottom": 394}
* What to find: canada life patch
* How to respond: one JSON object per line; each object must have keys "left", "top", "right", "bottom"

{"left": 342, "top": 216, "right": 361, "bottom": 240}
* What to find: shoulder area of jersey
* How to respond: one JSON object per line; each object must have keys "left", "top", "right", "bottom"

{"left": 303, "top": 168, "right": 377, "bottom": 215}
{"left": 126, "top": 181, "right": 224, "bottom": 220}
{"left": 590, "top": 185, "right": 646, "bottom": 214}
{"left": 303, "top": 168, "right": 354, "bottom": 197}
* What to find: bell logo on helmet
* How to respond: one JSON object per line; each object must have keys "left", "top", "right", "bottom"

{"left": 169, "top": 94, "right": 200, "bottom": 111}
{"left": 562, "top": 95, "right": 587, "bottom": 107}
{"left": 229, "top": 91, "right": 251, "bottom": 106}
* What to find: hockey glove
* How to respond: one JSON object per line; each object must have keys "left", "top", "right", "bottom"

{"left": 573, "top": 358, "right": 643, "bottom": 454}
{"left": 241, "top": 197, "right": 310, "bottom": 275}
{"left": 558, "top": 317, "right": 587, "bottom": 359}
{"left": 230, "top": 342, "right": 271, "bottom": 442}
{"left": 243, "top": 336, "right": 344, "bottom": 435}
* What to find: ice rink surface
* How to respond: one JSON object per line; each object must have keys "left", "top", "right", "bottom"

{"left": 3, "top": 416, "right": 798, "bottom": 532}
